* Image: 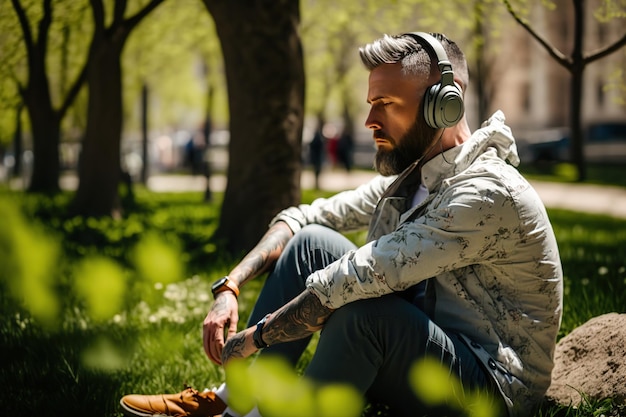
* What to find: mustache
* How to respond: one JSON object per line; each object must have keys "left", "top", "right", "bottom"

{"left": 373, "top": 130, "right": 395, "bottom": 143}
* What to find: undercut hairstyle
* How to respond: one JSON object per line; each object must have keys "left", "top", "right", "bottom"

{"left": 359, "top": 33, "right": 469, "bottom": 92}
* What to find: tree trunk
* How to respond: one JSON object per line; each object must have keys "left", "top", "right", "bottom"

{"left": 24, "top": 97, "right": 62, "bottom": 193}
{"left": 27, "top": 111, "right": 61, "bottom": 193}
{"left": 70, "top": 0, "right": 164, "bottom": 217}
{"left": 11, "top": 0, "right": 61, "bottom": 193}
{"left": 473, "top": 0, "right": 490, "bottom": 125}
{"left": 203, "top": 83, "right": 214, "bottom": 202}
{"left": 570, "top": 67, "right": 586, "bottom": 181}
{"left": 141, "top": 83, "right": 149, "bottom": 185}
{"left": 71, "top": 41, "right": 125, "bottom": 217}
{"left": 203, "top": 0, "right": 305, "bottom": 253}
{"left": 12, "top": 104, "right": 24, "bottom": 178}
{"left": 570, "top": 0, "right": 586, "bottom": 182}
{"left": 22, "top": 47, "right": 62, "bottom": 193}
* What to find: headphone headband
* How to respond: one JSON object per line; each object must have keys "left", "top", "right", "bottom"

{"left": 402, "top": 32, "right": 464, "bottom": 129}
{"left": 405, "top": 32, "right": 452, "bottom": 77}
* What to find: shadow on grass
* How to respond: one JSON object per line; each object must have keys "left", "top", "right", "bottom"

{"left": 2, "top": 188, "right": 625, "bottom": 417}
{"left": 0, "top": 304, "right": 129, "bottom": 417}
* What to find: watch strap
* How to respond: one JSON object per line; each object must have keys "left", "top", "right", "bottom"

{"left": 212, "top": 277, "right": 240, "bottom": 298}
{"left": 253, "top": 314, "right": 271, "bottom": 349}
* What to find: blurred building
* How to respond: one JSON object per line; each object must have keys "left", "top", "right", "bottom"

{"left": 488, "top": 0, "right": 625, "bottom": 130}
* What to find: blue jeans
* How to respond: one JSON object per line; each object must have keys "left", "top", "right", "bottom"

{"left": 247, "top": 225, "right": 502, "bottom": 416}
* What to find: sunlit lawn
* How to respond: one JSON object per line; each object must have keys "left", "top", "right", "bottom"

{"left": 519, "top": 162, "right": 626, "bottom": 188}
{"left": 0, "top": 185, "right": 625, "bottom": 417}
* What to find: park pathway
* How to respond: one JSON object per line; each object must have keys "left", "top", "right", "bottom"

{"left": 138, "top": 170, "right": 626, "bottom": 220}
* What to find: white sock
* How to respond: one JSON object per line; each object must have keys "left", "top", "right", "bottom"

{"left": 243, "top": 406, "right": 263, "bottom": 417}
{"left": 214, "top": 383, "right": 263, "bottom": 417}
{"left": 214, "top": 382, "right": 228, "bottom": 403}
{"left": 223, "top": 405, "right": 262, "bottom": 417}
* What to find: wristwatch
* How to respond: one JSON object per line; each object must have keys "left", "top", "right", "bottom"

{"left": 211, "top": 276, "right": 239, "bottom": 298}
{"left": 253, "top": 314, "right": 271, "bottom": 349}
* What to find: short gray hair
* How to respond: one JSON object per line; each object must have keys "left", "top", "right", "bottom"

{"left": 359, "top": 33, "right": 469, "bottom": 90}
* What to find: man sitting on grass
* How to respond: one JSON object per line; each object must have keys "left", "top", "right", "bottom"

{"left": 121, "top": 31, "right": 563, "bottom": 417}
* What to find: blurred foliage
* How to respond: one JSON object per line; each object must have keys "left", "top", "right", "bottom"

{"left": 410, "top": 357, "right": 500, "bottom": 417}
{"left": 0, "top": 187, "right": 229, "bottom": 416}
{"left": 225, "top": 356, "right": 363, "bottom": 417}
{"left": 73, "top": 256, "right": 128, "bottom": 322}
{"left": 0, "top": 195, "right": 62, "bottom": 328}
{"left": 0, "top": 188, "right": 624, "bottom": 416}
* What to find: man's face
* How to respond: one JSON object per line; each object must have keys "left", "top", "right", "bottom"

{"left": 365, "top": 63, "right": 437, "bottom": 176}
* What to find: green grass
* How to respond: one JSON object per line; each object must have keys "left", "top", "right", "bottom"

{"left": 519, "top": 162, "right": 626, "bottom": 188}
{"left": 0, "top": 186, "right": 625, "bottom": 417}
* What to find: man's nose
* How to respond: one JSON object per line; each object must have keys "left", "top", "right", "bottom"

{"left": 365, "top": 110, "right": 381, "bottom": 130}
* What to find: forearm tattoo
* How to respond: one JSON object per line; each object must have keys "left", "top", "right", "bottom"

{"left": 221, "top": 331, "right": 247, "bottom": 363}
{"left": 230, "top": 222, "right": 292, "bottom": 285}
{"left": 262, "top": 289, "right": 334, "bottom": 345}
{"left": 212, "top": 294, "right": 229, "bottom": 315}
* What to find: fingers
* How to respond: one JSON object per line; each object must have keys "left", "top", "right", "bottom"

{"left": 227, "top": 317, "right": 238, "bottom": 341}
{"left": 202, "top": 293, "right": 239, "bottom": 365}
{"left": 203, "top": 317, "right": 223, "bottom": 365}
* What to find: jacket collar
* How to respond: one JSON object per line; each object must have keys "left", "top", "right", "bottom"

{"left": 420, "top": 110, "right": 519, "bottom": 193}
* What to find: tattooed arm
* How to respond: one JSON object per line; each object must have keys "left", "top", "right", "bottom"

{"left": 228, "top": 221, "right": 294, "bottom": 288}
{"left": 221, "top": 288, "right": 334, "bottom": 364}
{"left": 203, "top": 221, "right": 294, "bottom": 364}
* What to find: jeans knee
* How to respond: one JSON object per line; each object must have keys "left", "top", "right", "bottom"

{"left": 322, "top": 296, "right": 430, "bottom": 350}
{"left": 292, "top": 225, "right": 350, "bottom": 254}
{"left": 322, "top": 297, "right": 396, "bottom": 341}
{"left": 278, "top": 225, "right": 356, "bottom": 276}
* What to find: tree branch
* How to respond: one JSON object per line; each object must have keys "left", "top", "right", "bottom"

{"left": 10, "top": 0, "right": 34, "bottom": 54}
{"left": 59, "top": 65, "right": 88, "bottom": 117}
{"left": 585, "top": 31, "right": 626, "bottom": 65}
{"left": 113, "top": 0, "right": 127, "bottom": 27}
{"left": 9, "top": 73, "right": 26, "bottom": 101}
{"left": 36, "top": 0, "right": 53, "bottom": 58}
{"left": 501, "top": 0, "right": 572, "bottom": 70}
{"left": 89, "top": 0, "right": 105, "bottom": 36}
{"left": 124, "top": 0, "right": 166, "bottom": 31}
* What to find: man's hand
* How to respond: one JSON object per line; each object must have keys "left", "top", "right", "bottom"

{"left": 203, "top": 291, "right": 239, "bottom": 365}
{"left": 202, "top": 221, "right": 293, "bottom": 364}
{"left": 220, "top": 290, "right": 334, "bottom": 365}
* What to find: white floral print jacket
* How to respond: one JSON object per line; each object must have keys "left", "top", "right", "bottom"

{"left": 271, "top": 111, "right": 563, "bottom": 417}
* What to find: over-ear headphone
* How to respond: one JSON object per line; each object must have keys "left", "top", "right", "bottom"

{"left": 403, "top": 32, "right": 464, "bottom": 129}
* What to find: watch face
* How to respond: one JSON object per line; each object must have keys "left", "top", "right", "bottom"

{"left": 212, "top": 277, "right": 228, "bottom": 292}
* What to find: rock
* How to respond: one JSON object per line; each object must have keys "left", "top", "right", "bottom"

{"left": 546, "top": 312, "right": 626, "bottom": 406}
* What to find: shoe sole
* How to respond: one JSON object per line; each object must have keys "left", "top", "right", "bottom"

{"left": 120, "top": 398, "right": 171, "bottom": 417}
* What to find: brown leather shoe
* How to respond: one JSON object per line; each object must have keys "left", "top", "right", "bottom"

{"left": 120, "top": 386, "right": 227, "bottom": 417}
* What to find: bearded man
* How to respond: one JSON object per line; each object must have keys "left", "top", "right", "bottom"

{"left": 121, "top": 32, "right": 563, "bottom": 417}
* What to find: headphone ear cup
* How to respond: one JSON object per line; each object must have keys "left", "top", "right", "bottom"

{"left": 423, "top": 83, "right": 441, "bottom": 129}
{"left": 435, "top": 82, "right": 464, "bottom": 128}
{"left": 424, "top": 81, "right": 464, "bottom": 129}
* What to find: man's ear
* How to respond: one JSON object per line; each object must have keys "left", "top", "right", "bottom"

{"left": 453, "top": 79, "right": 465, "bottom": 95}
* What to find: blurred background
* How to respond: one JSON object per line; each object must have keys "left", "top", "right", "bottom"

{"left": 1, "top": 0, "right": 624, "bottom": 190}
{"left": 1, "top": 3, "right": 625, "bottom": 415}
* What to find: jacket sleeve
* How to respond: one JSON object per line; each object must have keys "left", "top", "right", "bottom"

{"left": 269, "top": 174, "right": 395, "bottom": 234}
{"left": 306, "top": 176, "right": 521, "bottom": 308}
